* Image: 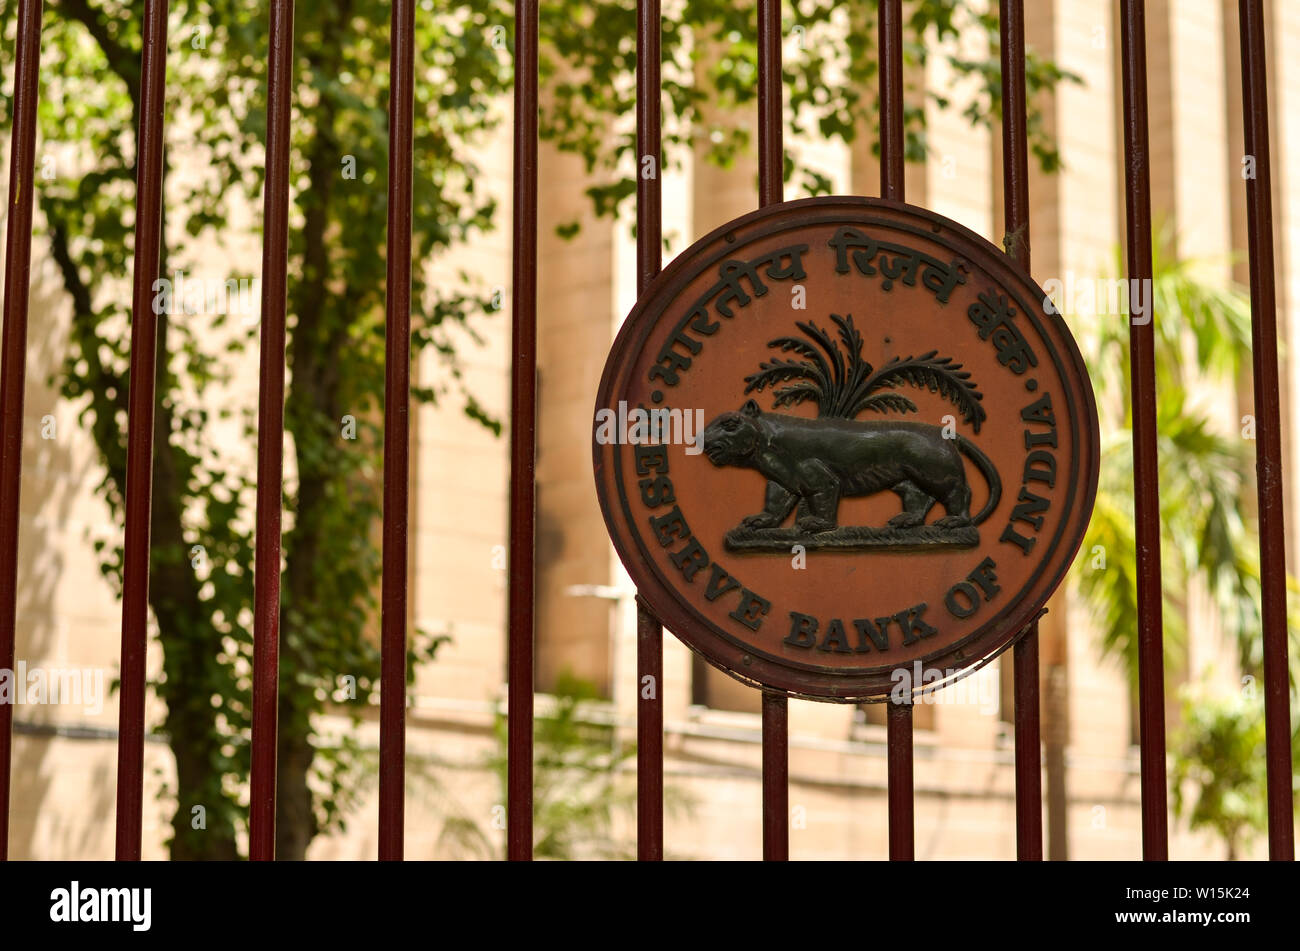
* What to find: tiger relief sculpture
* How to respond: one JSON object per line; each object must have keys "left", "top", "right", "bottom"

{"left": 700, "top": 313, "right": 1002, "bottom": 552}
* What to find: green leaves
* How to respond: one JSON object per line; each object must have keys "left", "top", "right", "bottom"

{"left": 1074, "top": 235, "right": 1299, "bottom": 691}
{"left": 2, "top": 0, "right": 515, "bottom": 858}
{"left": 1169, "top": 686, "right": 1300, "bottom": 859}
{"left": 538, "top": 0, "right": 1076, "bottom": 226}
{"left": 1, "top": 0, "right": 1078, "bottom": 859}
{"left": 435, "top": 673, "right": 641, "bottom": 860}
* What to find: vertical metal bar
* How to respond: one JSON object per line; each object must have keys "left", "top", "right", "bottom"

{"left": 877, "top": 0, "right": 913, "bottom": 860}
{"left": 878, "top": 0, "right": 905, "bottom": 202}
{"left": 378, "top": 0, "right": 416, "bottom": 862}
{"left": 635, "top": 0, "right": 665, "bottom": 862}
{"left": 0, "top": 0, "right": 43, "bottom": 862}
{"left": 114, "top": 0, "right": 170, "bottom": 862}
{"left": 756, "top": 0, "right": 789, "bottom": 862}
{"left": 999, "top": 0, "right": 1043, "bottom": 862}
{"left": 761, "top": 691, "right": 789, "bottom": 860}
{"left": 885, "top": 699, "right": 914, "bottom": 860}
{"left": 999, "top": 0, "right": 1031, "bottom": 271}
{"left": 635, "top": 600, "right": 663, "bottom": 859}
{"left": 507, "top": 0, "right": 539, "bottom": 862}
{"left": 1237, "top": 0, "right": 1295, "bottom": 862}
{"left": 248, "top": 0, "right": 296, "bottom": 863}
{"left": 637, "top": 0, "right": 662, "bottom": 292}
{"left": 1012, "top": 626, "right": 1042, "bottom": 858}
{"left": 1118, "top": 0, "right": 1169, "bottom": 861}
{"left": 757, "top": 0, "right": 783, "bottom": 209}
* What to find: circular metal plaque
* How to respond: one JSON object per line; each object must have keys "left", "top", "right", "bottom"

{"left": 594, "top": 197, "right": 1099, "bottom": 701}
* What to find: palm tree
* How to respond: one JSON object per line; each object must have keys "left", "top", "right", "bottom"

{"left": 1072, "top": 238, "right": 1294, "bottom": 679}
{"left": 743, "top": 312, "right": 987, "bottom": 429}
{"left": 1068, "top": 235, "right": 1300, "bottom": 856}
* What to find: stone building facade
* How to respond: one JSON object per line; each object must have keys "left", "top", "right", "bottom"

{"left": 7, "top": 0, "right": 1297, "bottom": 859}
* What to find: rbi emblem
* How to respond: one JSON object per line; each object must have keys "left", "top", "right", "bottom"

{"left": 594, "top": 197, "right": 1099, "bottom": 701}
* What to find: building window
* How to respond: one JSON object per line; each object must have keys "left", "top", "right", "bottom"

{"left": 858, "top": 698, "right": 936, "bottom": 732}
{"left": 998, "top": 652, "right": 1015, "bottom": 729}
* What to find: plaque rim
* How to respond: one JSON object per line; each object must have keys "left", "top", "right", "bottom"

{"left": 593, "top": 195, "right": 1100, "bottom": 702}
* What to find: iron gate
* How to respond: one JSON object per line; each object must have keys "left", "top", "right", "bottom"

{"left": 0, "top": 0, "right": 1293, "bottom": 861}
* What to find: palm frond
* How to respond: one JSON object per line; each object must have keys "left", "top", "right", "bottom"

{"left": 747, "top": 334, "right": 833, "bottom": 399}
{"left": 853, "top": 350, "right": 987, "bottom": 431}
{"left": 830, "top": 313, "right": 873, "bottom": 416}
{"left": 744, "top": 315, "right": 984, "bottom": 425}
{"left": 834, "top": 312, "right": 866, "bottom": 367}
{"left": 767, "top": 336, "right": 827, "bottom": 364}
{"left": 796, "top": 319, "right": 847, "bottom": 395}
{"left": 771, "top": 382, "right": 824, "bottom": 409}
{"left": 744, "top": 357, "right": 829, "bottom": 409}
{"left": 857, "top": 393, "right": 918, "bottom": 416}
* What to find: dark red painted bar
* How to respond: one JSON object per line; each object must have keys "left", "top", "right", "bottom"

{"left": 378, "top": 0, "right": 416, "bottom": 862}
{"left": 1237, "top": 0, "right": 1295, "bottom": 862}
{"left": 998, "top": 0, "right": 1043, "bottom": 862}
{"left": 0, "top": 0, "right": 43, "bottom": 862}
{"left": 756, "top": 0, "right": 789, "bottom": 862}
{"left": 877, "top": 0, "right": 914, "bottom": 861}
{"left": 998, "top": 0, "right": 1031, "bottom": 269}
{"left": 878, "top": 0, "right": 905, "bottom": 204}
{"left": 114, "top": 0, "right": 170, "bottom": 862}
{"left": 1118, "top": 0, "right": 1169, "bottom": 861}
{"left": 635, "top": 600, "right": 663, "bottom": 859}
{"left": 637, "top": 0, "right": 663, "bottom": 293}
{"left": 761, "top": 691, "right": 789, "bottom": 860}
{"left": 507, "top": 0, "right": 539, "bottom": 862}
{"left": 248, "top": 0, "right": 296, "bottom": 864}
{"left": 757, "top": 0, "right": 783, "bottom": 210}
{"left": 885, "top": 699, "right": 913, "bottom": 860}
{"left": 635, "top": 0, "right": 665, "bottom": 862}
{"left": 1012, "top": 627, "right": 1041, "bottom": 858}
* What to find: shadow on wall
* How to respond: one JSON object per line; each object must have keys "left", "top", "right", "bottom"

{"left": 10, "top": 242, "right": 117, "bottom": 859}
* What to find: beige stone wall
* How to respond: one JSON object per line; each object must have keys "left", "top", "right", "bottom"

{"left": 414, "top": 108, "right": 513, "bottom": 707}
{"left": 533, "top": 134, "right": 619, "bottom": 696}
{"left": 3, "top": 0, "right": 1290, "bottom": 860}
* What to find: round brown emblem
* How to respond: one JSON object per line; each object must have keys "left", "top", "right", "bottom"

{"left": 594, "top": 197, "right": 1099, "bottom": 701}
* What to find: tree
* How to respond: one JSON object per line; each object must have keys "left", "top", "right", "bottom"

{"left": 1072, "top": 237, "right": 1300, "bottom": 854}
{"left": 0, "top": 0, "right": 1073, "bottom": 858}
{"left": 539, "top": 0, "right": 1075, "bottom": 226}
{"left": 4, "top": 0, "right": 506, "bottom": 859}
{"left": 1074, "top": 238, "right": 1300, "bottom": 681}
{"left": 1170, "top": 684, "right": 1299, "bottom": 859}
